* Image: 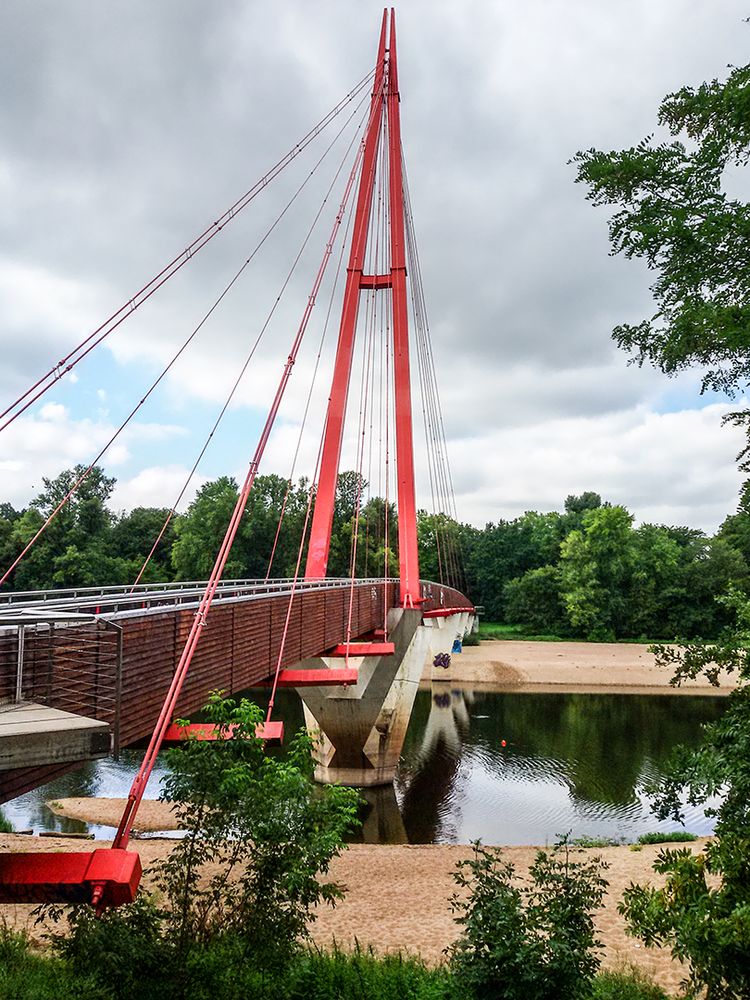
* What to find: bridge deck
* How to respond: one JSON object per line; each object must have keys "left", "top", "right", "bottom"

{"left": 0, "top": 578, "right": 470, "bottom": 802}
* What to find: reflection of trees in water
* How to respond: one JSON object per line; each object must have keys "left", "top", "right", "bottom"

{"left": 8, "top": 687, "right": 726, "bottom": 842}
{"left": 466, "top": 692, "right": 726, "bottom": 807}
{"left": 395, "top": 689, "right": 726, "bottom": 844}
{"left": 397, "top": 684, "right": 475, "bottom": 843}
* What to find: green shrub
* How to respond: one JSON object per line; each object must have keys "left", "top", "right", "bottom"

{"left": 621, "top": 834, "right": 750, "bottom": 1000}
{"left": 52, "top": 895, "right": 170, "bottom": 1000}
{"left": 155, "top": 694, "right": 360, "bottom": 966}
{"left": 448, "top": 839, "right": 608, "bottom": 1000}
{"left": 43, "top": 694, "right": 361, "bottom": 996}
{"left": 0, "top": 809, "right": 12, "bottom": 833}
{"left": 636, "top": 831, "right": 698, "bottom": 845}
{"left": 0, "top": 923, "right": 103, "bottom": 1000}
{"left": 591, "top": 968, "right": 668, "bottom": 1000}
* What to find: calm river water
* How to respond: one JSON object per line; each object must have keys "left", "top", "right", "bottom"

{"left": 3, "top": 685, "right": 725, "bottom": 845}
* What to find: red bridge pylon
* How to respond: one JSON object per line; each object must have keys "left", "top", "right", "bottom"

{"left": 305, "top": 8, "right": 421, "bottom": 609}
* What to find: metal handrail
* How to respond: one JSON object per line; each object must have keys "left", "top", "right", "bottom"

{"left": 0, "top": 577, "right": 317, "bottom": 604}
{"left": 0, "top": 578, "right": 401, "bottom": 617}
{"left": 0, "top": 578, "right": 470, "bottom": 621}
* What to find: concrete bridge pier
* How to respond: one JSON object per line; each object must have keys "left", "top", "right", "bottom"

{"left": 297, "top": 607, "right": 426, "bottom": 786}
{"left": 297, "top": 608, "right": 473, "bottom": 786}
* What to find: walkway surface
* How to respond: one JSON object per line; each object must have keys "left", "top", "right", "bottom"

{"left": 0, "top": 702, "right": 110, "bottom": 772}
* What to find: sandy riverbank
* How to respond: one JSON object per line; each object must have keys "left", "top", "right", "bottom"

{"left": 0, "top": 830, "right": 697, "bottom": 994}
{"left": 423, "top": 638, "right": 735, "bottom": 695}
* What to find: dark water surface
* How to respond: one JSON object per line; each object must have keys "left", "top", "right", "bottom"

{"left": 3, "top": 685, "right": 725, "bottom": 845}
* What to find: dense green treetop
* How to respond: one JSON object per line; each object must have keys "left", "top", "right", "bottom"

{"left": 573, "top": 63, "right": 750, "bottom": 400}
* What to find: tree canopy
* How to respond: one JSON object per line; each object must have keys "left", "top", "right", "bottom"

{"left": 572, "top": 63, "right": 750, "bottom": 402}
{"left": 2, "top": 467, "right": 748, "bottom": 642}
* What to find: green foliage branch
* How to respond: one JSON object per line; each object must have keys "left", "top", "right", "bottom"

{"left": 447, "top": 839, "right": 608, "bottom": 1000}
{"left": 41, "top": 694, "right": 360, "bottom": 997}
{"left": 619, "top": 589, "right": 750, "bottom": 998}
{"left": 572, "top": 63, "right": 750, "bottom": 403}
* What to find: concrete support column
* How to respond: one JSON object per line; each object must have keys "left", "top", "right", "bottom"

{"left": 296, "top": 607, "right": 427, "bottom": 786}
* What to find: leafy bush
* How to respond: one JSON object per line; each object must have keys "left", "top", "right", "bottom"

{"left": 44, "top": 694, "right": 360, "bottom": 996}
{"left": 620, "top": 590, "right": 750, "bottom": 998}
{"left": 51, "top": 895, "right": 169, "bottom": 1000}
{"left": 590, "top": 968, "right": 668, "bottom": 1000}
{"left": 621, "top": 835, "right": 750, "bottom": 1000}
{"left": 0, "top": 809, "right": 12, "bottom": 833}
{"left": 448, "top": 839, "right": 608, "bottom": 1000}
{"left": 154, "top": 694, "right": 360, "bottom": 965}
{"left": 636, "top": 831, "right": 698, "bottom": 845}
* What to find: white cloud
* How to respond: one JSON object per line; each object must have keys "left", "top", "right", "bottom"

{"left": 0, "top": 406, "right": 187, "bottom": 508}
{"left": 111, "top": 466, "right": 206, "bottom": 513}
{"left": 448, "top": 403, "right": 746, "bottom": 533}
{"left": 1, "top": 0, "right": 748, "bottom": 537}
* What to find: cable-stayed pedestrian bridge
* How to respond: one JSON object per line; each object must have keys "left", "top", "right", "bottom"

{"left": 1, "top": 577, "right": 471, "bottom": 786}
{"left": 0, "top": 9, "right": 474, "bottom": 909}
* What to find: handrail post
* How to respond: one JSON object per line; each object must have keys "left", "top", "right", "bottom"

{"left": 14, "top": 624, "right": 25, "bottom": 703}
{"left": 113, "top": 623, "right": 123, "bottom": 760}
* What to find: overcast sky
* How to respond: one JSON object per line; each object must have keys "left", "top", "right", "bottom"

{"left": 1, "top": 0, "right": 748, "bottom": 533}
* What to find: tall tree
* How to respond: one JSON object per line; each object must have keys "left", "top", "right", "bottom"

{"left": 559, "top": 505, "right": 634, "bottom": 640}
{"left": 172, "top": 477, "right": 242, "bottom": 581}
{"left": 573, "top": 63, "right": 750, "bottom": 404}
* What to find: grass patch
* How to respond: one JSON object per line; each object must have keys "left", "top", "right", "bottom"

{"left": 637, "top": 830, "right": 699, "bottom": 845}
{"left": 569, "top": 835, "right": 626, "bottom": 849}
{"left": 0, "top": 924, "right": 673, "bottom": 1000}
{"left": 592, "top": 968, "right": 669, "bottom": 1000}
{"left": 0, "top": 924, "right": 101, "bottom": 1000}
{"left": 478, "top": 622, "right": 567, "bottom": 642}
{"left": 476, "top": 622, "right": 685, "bottom": 645}
{"left": 0, "top": 809, "right": 13, "bottom": 834}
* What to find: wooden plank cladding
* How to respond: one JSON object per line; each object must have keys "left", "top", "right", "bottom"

{"left": 114, "top": 582, "right": 400, "bottom": 747}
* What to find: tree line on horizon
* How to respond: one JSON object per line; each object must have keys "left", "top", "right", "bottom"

{"left": 2, "top": 467, "right": 749, "bottom": 642}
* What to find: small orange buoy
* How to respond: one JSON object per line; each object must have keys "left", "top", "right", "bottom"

{"left": 501, "top": 739, "right": 507, "bottom": 748}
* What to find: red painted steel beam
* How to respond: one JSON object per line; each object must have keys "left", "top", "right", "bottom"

{"left": 163, "top": 721, "right": 284, "bottom": 744}
{"left": 305, "top": 11, "right": 389, "bottom": 579}
{"left": 276, "top": 668, "right": 358, "bottom": 687}
{"left": 0, "top": 849, "right": 141, "bottom": 906}
{"left": 328, "top": 641, "right": 395, "bottom": 656}
{"left": 386, "top": 10, "right": 421, "bottom": 606}
{"left": 359, "top": 274, "right": 392, "bottom": 289}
